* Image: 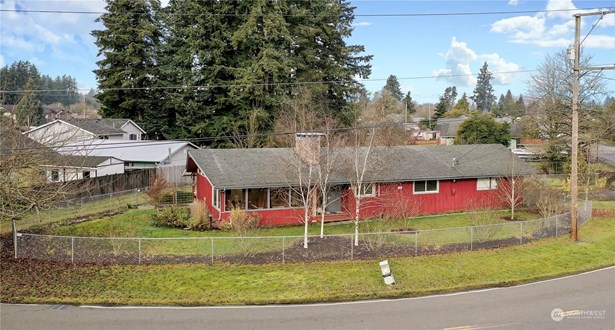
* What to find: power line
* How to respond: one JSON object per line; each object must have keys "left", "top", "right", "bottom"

{"left": 5, "top": 122, "right": 412, "bottom": 152}
{"left": 0, "top": 69, "right": 538, "bottom": 94}
{"left": 1, "top": 7, "right": 611, "bottom": 17}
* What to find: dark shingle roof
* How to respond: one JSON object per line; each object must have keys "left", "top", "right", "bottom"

{"left": 188, "top": 144, "right": 536, "bottom": 189}
{"left": 433, "top": 118, "right": 464, "bottom": 137}
{"left": 65, "top": 119, "right": 127, "bottom": 135}
{"left": 47, "top": 155, "right": 115, "bottom": 168}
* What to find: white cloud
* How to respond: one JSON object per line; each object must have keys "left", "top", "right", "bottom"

{"left": 432, "top": 37, "right": 477, "bottom": 87}
{"left": 584, "top": 35, "right": 615, "bottom": 49}
{"left": 546, "top": 0, "right": 577, "bottom": 19}
{"left": 508, "top": 0, "right": 519, "bottom": 6}
{"left": 434, "top": 38, "right": 520, "bottom": 87}
{"left": 491, "top": 15, "right": 546, "bottom": 39}
{"left": 352, "top": 22, "right": 372, "bottom": 27}
{"left": 480, "top": 53, "right": 521, "bottom": 85}
{"left": 491, "top": 0, "right": 614, "bottom": 49}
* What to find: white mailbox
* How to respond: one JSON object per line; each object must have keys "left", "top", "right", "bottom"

{"left": 379, "top": 260, "right": 396, "bottom": 285}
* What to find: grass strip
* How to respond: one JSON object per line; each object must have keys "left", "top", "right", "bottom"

{"left": 1, "top": 217, "right": 613, "bottom": 306}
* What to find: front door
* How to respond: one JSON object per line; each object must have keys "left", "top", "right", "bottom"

{"left": 325, "top": 189, "right": 342, "bottom": 214}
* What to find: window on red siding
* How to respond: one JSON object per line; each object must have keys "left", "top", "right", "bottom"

{"left": 271, "top": 188, "right": 290, "bottom": 208}
{"left": 248, "top": 188, "right": 268, "bottom": 209}
{"left": 414, "top": 180, "right": 438, "bottom": 194}
{"left": 477, "top": 178, "right": 498, "bottom": 190}
{"left": 225, "top": 189, "right": 245, "bottom": 211}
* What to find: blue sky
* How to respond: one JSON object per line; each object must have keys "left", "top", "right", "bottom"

{"left": 1, "top": 0, "right": 613, "bottom": 104}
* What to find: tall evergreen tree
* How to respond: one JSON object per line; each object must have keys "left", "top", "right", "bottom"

{"left": 383, "top": 75, "right": 403, "bottom": 100}
{"left": 402, "top": 91, "right": 416, "bottom": 114}
{"left": 471, "top": 62, "right": 496, "bottom": 112}
{"left": 429, "top": 86, "right": 458, "bottom": 126}
{"left": 92, "top": 0, "right": 162, "bottom": 122}
{"left": 156, "top": 0, "right": 371, "bottom": 141}
{"left": 15, "top": 79, "right": 44, "bottom": 126}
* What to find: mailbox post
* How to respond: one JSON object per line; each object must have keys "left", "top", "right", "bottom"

{"left": 379, "top": 260, "right": 396, "bottom": 285}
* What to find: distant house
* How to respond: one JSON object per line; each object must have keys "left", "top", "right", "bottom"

{"left": 434, "top": 117, "right": 466, "bottom": 145}
{"left": 434, "top": 116, "right": 523, "bottom": 148}
{"left": 43, "top": 155, "right": 124, "bottom": 183}
{"left": 24, "top": 118, "right": 146, "bottom": 145}
{"left": 42, "top": 106, "right": 71, "bottom": 123}
{"left": 186, "top": 139, "right": 535, "bottom": 227}
{"left": 57, "top": 140, "right": 199, "bottom": 183}
{"left": 0, "top": 129, "right": 124, "bottom": 183}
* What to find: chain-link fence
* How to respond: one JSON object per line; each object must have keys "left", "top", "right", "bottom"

{"left": 13, "top": 202, "right": 592, "bottom": 265}
{"left": 2, "top": 185, "right": 193, "bottom": 235}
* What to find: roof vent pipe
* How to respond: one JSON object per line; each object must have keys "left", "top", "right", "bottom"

{"left": 452, "top": 157, "right": 458, "bottom": 167}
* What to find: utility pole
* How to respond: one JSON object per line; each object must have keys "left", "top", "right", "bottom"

{"left": 570, "top": 14, "right": 580, "bottom": 242}
{"left": 569, "top": 10, "right": 615, "bottom": 241}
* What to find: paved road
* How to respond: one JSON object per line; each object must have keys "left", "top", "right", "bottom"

{"left": 597, "top": 144, "right": 615, "bottom": 167}
{"left": 2, "top": 267, "right": 614, "bottom": 330}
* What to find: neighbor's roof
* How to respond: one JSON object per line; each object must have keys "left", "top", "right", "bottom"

{"left": 187, "top": 144, "right": 536, "bottom": 189}
{"left": 57, "top": 140, "right": 198, "bottom": 163}
{"left": 433, "top": 118, "right": 464, "bottom": 137}
{"left": 64, "top": 119, "right": 126, "bottom": 135}
{"left": 43, "top": 155, "right": 122, "bottom": 168}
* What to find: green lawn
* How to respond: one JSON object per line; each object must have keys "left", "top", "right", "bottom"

{"left": 0, "top": 191, "right": 149, "bottom": 235}
{"left": 31, "top": 208, "right": 545, "bottom": 257}
{"left": 2, "top": 216, "right": 613, "bottom": 306}
{"left": 48, "top": 208, "right": 540, "bottom": 238}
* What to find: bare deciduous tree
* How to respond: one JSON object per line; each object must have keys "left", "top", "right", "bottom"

{"left": 0, "top": 121, "right": 87, "bottom": 222}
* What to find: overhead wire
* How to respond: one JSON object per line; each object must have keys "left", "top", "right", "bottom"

{"left": 1, "top": 6, "right": 612, "bottom": 17}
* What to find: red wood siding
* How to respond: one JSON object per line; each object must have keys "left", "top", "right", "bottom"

{"left": 195, "top": 170, "right": 508, "bottom": 226}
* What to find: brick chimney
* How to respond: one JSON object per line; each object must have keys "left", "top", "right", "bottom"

{"left": 295, "top": 132, "right": 323, "bottom": 165}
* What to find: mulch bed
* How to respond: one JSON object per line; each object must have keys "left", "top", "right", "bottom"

{"left": 1, "top": 224, "right": 566, "bottom": 267}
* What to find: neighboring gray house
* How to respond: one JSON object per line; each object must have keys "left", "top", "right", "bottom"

{"left": 57, "top": 140, "right": 198, "bottom": 183}
{"left": 43, "top": 155, "right": 125, "bottom": 183}
{"left": 24, "top": 118, "right": 146, "bottom": 146}
{"left": 433, "top": 117, "right": 466, "bottom": 145}
{"left": 434, "top": 116, "right": 522, "bottom": 148}
{"left": 1, "top": 129, "right": 124, "bottom": 183}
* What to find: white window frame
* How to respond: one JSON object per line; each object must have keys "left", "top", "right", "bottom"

{"left": 413, "top": 180, "right": 439, "bottom": 194}
{"left": 358, "top": 183, "right": 376, "bottom": 197}
{"left": 212, "top": 188, "right": 220, "bottom": 210}
{"left": 477, "top": 177, "right": 498, "bottom": 191}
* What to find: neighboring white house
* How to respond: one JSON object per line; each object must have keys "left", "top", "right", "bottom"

{"left": 56, "top": 140, "right": 199, "bottom": 183}
{"left": 43, "top": 155, "right": 125, "bottom": 183}
{"left": 24, "top": 118, "right": 146, "bottom": 146}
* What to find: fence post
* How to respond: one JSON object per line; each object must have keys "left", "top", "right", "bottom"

{"left": 13, "top": 220, "right": 17, "bottom": 259}
{"left": 282, "top": 237, "right": 285, "bottom": 264}
{"left": 211, "top": 238, "right": 214, "bottom": 264}
{"left": 470, "top": 227, "right": 474, "bottom": 251}
{"left": 415, "top": 231, "right": 418, "bottom": 256}
{"left": 519, "top": 222, "right": 523, "bottom": 244}
{"left": 71, "top": 237, "right": 75, "bottom": 263}
{"left": 555, "top": 215, "right": 558, "bottom": 237}
{"left": 138, "top": 238, "right": 142, "bottom": 264}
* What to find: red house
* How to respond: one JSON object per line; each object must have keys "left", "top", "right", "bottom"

{"left": 186, "top": 139, "right": 535, "bottom": 227}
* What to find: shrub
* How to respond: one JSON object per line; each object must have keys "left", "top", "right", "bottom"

{"left": 145, "top": 174, "right": 171, "bottom": 208}
{"left": 151, "top": 206, "right": 192, "bottom": 228}
{"left": 223, "top": 207, "right": 261, "bottom": 256}
{"left": 224, "top": 207, "right": 260, "bottom": 236}
{"left": 359, "top": 218, "right": 396, "bottom": 251}
{"left": 189, "top": 201, "right": 211, "bottom": 231}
